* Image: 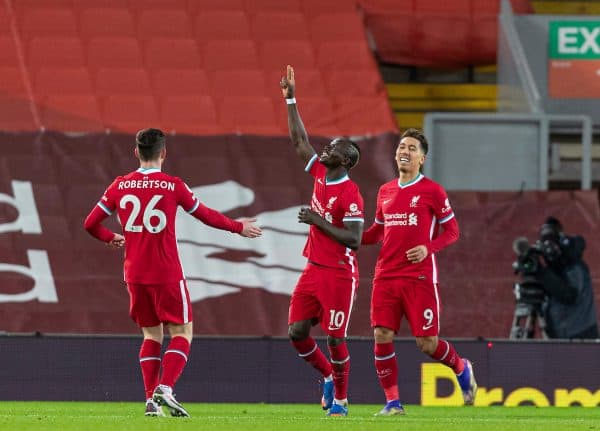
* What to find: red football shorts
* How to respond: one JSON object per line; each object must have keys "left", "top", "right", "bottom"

{"left": 127, "top": 279, "right": 193, "bottom": 327}
{"left": 289, "top": 262, "right": 358, "bottom": 338}
{"left": 370, "top": 277, "right": 441, "bottom": 337}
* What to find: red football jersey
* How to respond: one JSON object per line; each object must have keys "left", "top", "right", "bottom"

{"left": 303, "top": 155, "right": 364, "bottom": 271}
{"left": 372, "top": 174, "right": 457, "bottom": 282}
{"left": 97, "top": 168, "right": 199, "bottom": 284}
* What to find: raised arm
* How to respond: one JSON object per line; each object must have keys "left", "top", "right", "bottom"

{"left": 280, "top": 65, "right": 316, "bottom": 165}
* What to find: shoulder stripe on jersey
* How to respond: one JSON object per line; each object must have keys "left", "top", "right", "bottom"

{"left": 187, "top": 200, "right": 200, "bottom": 214}
{"left": 375, "top": 218, "right": 384, "bottom": 225}
{"left": 439, "top": 212, "right": 455, "bottom": 224}
{"left": 304, "top": 154, "right": 318, "bottom": 172}
{"left": 136, "top": 167, "right": 161, "bottom": 174}
{"left": 97, "top": 201, "right": 112, "bottom": 215}
{"left": 343, "top": 217, "right": 364, "bottom": 222}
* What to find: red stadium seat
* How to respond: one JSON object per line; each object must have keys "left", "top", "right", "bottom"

{"left": 334, "top": 96, "right": 396, "bottom": 136}
{"left": 87, "top": 36, "right": 144, "bottom": 69}
{"left": 264, "top": 68, "right": 326, "bottom": 97}
{"left": 316, "top": 41, "right": 376, "bottom": 69}
{"left": 94, "top": 67, "right": 152, "bottom": 96}
{"left": 218, "top": 96, "right": 283, "bottom": 135}
{"left": 203, "top": 40, "right": 259, "bottom": 70}
{"left": 194, "top": 11, "right": 251, "bottom": 41}
{"left": 416, "top": 0, "right": 470, "bottom": 15}
{"left": 129, "top": 0, "right": 188, "bottom": 9}
{"left": 244, "top": 0, "right": 302, "bottom": 13}
{"left": 274, "top": 96, "right": 340, "bottom": 137}
{"left": 0, "top": 66, "right": 27, "bottom": 96}
{"left": 0, "top": 4, "right": 10, "bottom": 31}
{"left": 79, "top": 8, "right": 136, "bottom": 39}
{"left": 357, "top": 0, "right": 414, "bottom": 13}
{"left": 0, "top": 95, "right": 37, "bottom": 131}
{"left": 0, "top": 35, "right": 19, "bottom": 66}
{"left": 143, "top": 38, "right": 202, "bottom": 69}
{"left": 471, "top": 15, "right": 498, "bottom": 64}
{"left": 101, "top": 95, "right": 160, "bottom": 132}
{"left": 210, "top": 69, "right": 266, "bottom": 98}
{"left": 417, "top": 16, "right": 471, "bottom": 66}
{"left": 325, "top": 70, "right": 385, "bottom": 97}
{"left": 309, "top": 13, "right": 367, "bottom": 42}
{"left": 39, "top": 95, "right": 104, "bottom": 132}
{"left": 136, "top": 9, "right": 193, "bottom": 40}
{"left": 189, "top": 0, "right": 244, "bottom": 12}
{"left": 251, "top": 12, "right": 309, "bottom": 41}
{"left": 151, "top": 69, "right": 210, "bottom": 96}
{"left": 27, "top": 37, "right": 86, "bottom": 69}
{"left": 160, "top": 95, "right": 220, "bottom": 135}
{"left": 34, "top": 67, "right": 93, "bottom": 97}
{"left": 302, "top": 0, "right": 358, "bottom": 16}
{"left": 259, "top": 40, "right": 316, "bottom": 69}
{"left": 20, "top": 8, "right": 78, "bottom": 38}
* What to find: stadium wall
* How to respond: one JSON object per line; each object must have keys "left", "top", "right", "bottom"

{"left": 1, "top": 335, "right": 598, "bottom": 406}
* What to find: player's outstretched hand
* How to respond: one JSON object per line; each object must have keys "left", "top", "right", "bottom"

{"left": 108, "top": 233, "right": 125, "bottom": 249}
{"left": 280, "top": 65, "right": 295, "bottom": 99}
{"left": 238, "top": 217, "right": 262, "bottom": 238}
{"left": 298, "top": 207, "right": 319, "bottom": 225}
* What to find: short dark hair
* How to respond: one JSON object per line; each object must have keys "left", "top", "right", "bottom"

{"left": 336, "top": 137, "right": 361, "bottom": 170}
{"left": 401, "top": 128, "right": 428, "bottom": 155}
{"left": 136, "top": 128, "right": 165, "bottom": 161}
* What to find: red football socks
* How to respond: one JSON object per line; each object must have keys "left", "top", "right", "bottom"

{"left": 139, "top": 339, "right": 162, "bottom": 399}
{"left": 328, "top": 342, "right": 350, "bottom": 400}
{"left": 291, "top": 337, "right": 333, "bottom": 378}
{"left": 430, "top": 339, "right": 464, "bottom": 374}
{"left": 159, "top": 336, "right": 191, "bottom": 388}
{"left": 374, "top": 342, "right": 399, "bottom": 402}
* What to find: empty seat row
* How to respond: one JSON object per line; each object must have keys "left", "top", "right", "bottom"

{"left": 16, "top": 8, "right": 366, "bottom": 42}
{"left": 12, "top": 0, "right": 357, "bottom": 17}
{"left": 18, "top": 37, "right": 374, "bottom": 71}
{"left": 32, "top": 94, "right": 394, "bottom": 136}
{"left": 30, "top": 66, "right": 385, "bottom": 99}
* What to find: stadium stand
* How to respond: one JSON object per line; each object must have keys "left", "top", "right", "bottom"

{"left": 0, "top": 0, "right": 396, "bottom": 136}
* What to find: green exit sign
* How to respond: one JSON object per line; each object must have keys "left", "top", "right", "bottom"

{"left": 549, "top": 21, "right": 600, "bottom": 59}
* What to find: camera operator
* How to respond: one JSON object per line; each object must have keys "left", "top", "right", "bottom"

{"left": 527, "top": 217, "right": 598, "bottom": 339}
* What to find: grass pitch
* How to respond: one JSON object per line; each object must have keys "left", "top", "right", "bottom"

{"left": 0, "top": 402, "right": 598, "bottom": 431}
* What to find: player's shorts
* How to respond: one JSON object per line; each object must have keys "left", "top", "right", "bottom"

{"left": 288, "top": 262, "right": 358, "bottom": 338}
{"left": 127, "top": 279, "right": 193, "bottom": 328}
{"left": 370, "top": 277, "right": 441, "bottom": 337}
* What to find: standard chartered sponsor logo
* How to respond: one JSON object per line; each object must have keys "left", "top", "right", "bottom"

{"left": 384, "top": 212, "right": 418, "bottom": 226}
{"left": 177, "top": 181, "right": 308, "bottom": 302}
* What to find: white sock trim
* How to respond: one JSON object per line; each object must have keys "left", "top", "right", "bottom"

{"left": 139, "top": 356, "right": 161, "bottom": 363}
{"left": 298, "top": 344, "right": 317, "bottom": 357}
{"left": 165, "top": 349, "right": 188, "bottom": 361}
{"left": 330, "top": 355, "right": 350, "bottom": 365}
{"left": 375, "top": 352, "right": 396, "bottom": 361}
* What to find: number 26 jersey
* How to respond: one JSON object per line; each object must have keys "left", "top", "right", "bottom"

{"left": 97, "top": 168, "right": 199, "bottom": 284}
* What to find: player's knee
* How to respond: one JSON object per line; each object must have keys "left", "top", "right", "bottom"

{"left": 288, "top": 323, "right": 309, "bottom": 341}
{"left": 416, "top": 336, "right": 436, "bottom": 355}
{"left": 373, "top": 326, "right": 394, "bottom": 343}
{"left": 327, "top": 335, "right": 345, "bottom": 346}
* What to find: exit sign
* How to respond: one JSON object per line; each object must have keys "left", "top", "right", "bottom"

{"left": 548, "top": 21, "right": 600, "bottom": 98}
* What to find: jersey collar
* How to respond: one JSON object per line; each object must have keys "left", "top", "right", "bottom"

{"left": 398, "top": 173, "right": 424, "bottom": 189}
{"left": 137, "top": 167, "right": 161, "bottom": 174}
{"left": 326, "top": 174, "right": 350, "bottom": 185}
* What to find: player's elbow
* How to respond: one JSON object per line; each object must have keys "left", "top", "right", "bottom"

{"left": 83, "top": 214, "right": 96, "bottom": 233}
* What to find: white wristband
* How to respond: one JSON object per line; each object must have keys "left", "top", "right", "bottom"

{"left": 286, "top": 97, "right": 296, "bottom": 105}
